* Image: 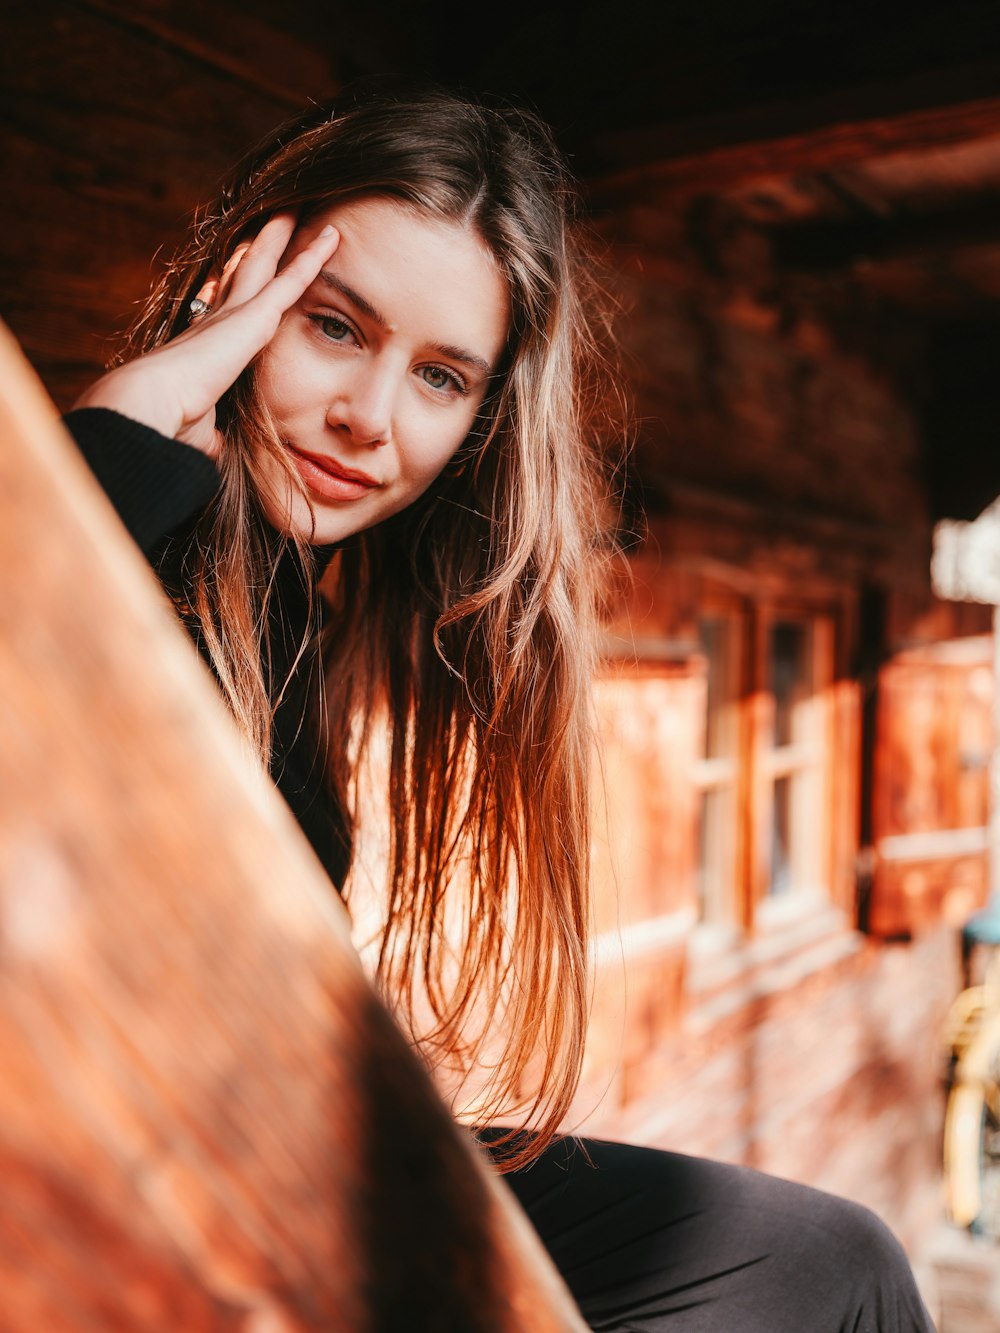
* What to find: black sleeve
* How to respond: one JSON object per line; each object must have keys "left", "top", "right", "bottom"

{"left": 64, "top": 407, "right": 221, "bottom": 555}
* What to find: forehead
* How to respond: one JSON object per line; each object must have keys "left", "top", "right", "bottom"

{"left": 303, "top": 196, "right": 510, "bottom": 361}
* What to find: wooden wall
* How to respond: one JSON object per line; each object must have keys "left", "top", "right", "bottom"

{"left": 1, "top": 0, "right": 337, "bottom": 410}
{"left": 568, "top": 167, "right": 994, "bottom": 1260}
{"left": 592, "top": 185, "right": 933, "bottom": 580}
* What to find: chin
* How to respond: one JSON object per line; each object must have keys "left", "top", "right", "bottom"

{"left": 257, "top": 483, "right": 351, "bottom": 547}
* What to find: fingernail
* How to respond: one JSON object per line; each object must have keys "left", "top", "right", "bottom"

{"left": 319, "top": 225, "right": 336, "bottom": 238}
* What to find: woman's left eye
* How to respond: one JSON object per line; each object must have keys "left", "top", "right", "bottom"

{"left": 420, "top": 365, "right": 466, "bottom": 395}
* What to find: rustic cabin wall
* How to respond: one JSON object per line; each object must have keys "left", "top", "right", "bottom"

{"left": 577, "top": 923, "right": 959, "bottom": 1256}
{"left": 574, "top": 173, "right": 986, "bottom": 1255}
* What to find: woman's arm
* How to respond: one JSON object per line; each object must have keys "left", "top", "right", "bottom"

{"left": 65, "top": 407, "right": 220, "bottom": 555}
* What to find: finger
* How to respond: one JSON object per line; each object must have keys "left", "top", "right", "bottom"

{"left": 222, "top": 242, "right": 253, "bottom": 280}
{"left": 185, "top": 233, "right": 258, "bottom": 325}
{"left": 183, "top": 240, "right": 250, "bottom": 327}
{"left": 187, "top": 277, "right": 219, "bottom": 321}
{"left": 166, "top": 226, "right": 341, "bottom": 392}
{"left": 223, "top": 212, "right": 298, "bottom": 306}
{"left": 246, "top": 224, "right": 340, "bottom": 323}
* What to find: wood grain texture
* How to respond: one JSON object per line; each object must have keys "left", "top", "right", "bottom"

{"left": 870, "top": 642, "right": 992, "bottom": 936}
{"left": 1, "top": 0, "right": 326, "bottom": 410}
{"left": 0, "top": 320, "right": 587, "bottom": 1330}
{"left": 587, "top": 89, "right": 1000, "bottom": 198}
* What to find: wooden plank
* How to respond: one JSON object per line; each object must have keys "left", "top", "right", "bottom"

{"left": 587, "top": 89, "right": 1000, "bottom": 200}
{"left": 775, "top": 197, "right": 1000, "bottom": 271}
{"left": 0, "top": 320, "right": 587, "bottom": 1329}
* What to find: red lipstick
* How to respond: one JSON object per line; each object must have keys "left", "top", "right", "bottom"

{"left": 286, "top": 444, "right": 381, "bottom": 502}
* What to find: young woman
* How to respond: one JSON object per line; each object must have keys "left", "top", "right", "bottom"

{"left": 67, "top": 86, "right": 935, "bottom": 1332}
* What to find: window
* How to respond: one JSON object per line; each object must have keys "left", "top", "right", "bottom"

{"left": 756, "top": 612, "right": 832, "bottom": 914}
{"left": 690, "top": 588, "right": 838, "bottom": 934}
{"left": 600, "top": 571, "right": 843, "bottom": 943}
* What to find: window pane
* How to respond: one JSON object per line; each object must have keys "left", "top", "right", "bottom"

{"left": 696, "top": 616, "right": 740, "bottom": 921}
{"left": 770, "top": 774, "right": 792, "bottom": 895}
{"left": 698, "top": 616, "right": 735, "bottom": 759}
{"left": 770, "top": 621, "right": 810, "bottom": 747}
{"left": 698, "top": 785, "right": 735, "bottom": 919}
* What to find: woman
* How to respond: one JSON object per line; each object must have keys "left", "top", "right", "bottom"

{"left": 67, "top": 86, "right": 934, "bottom": 1331}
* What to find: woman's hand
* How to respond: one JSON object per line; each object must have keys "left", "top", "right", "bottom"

{"left": 74, "top": 214, "right": 339, "bottom": 460}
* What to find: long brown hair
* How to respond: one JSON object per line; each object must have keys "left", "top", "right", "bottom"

{"left": 121, "top": 86, "right": 619, "bottom": 1169}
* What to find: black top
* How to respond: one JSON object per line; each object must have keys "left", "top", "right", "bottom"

{"left": 66, "top": 407, "right": 351, "bottom": 892}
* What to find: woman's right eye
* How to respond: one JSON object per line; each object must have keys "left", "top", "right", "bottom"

{"left": 310, "top": 314, "right": 358, "bottom": 345}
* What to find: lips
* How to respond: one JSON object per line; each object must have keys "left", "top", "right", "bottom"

{"left": 288, "top": 444, "right": 379, "bottom": 488}
{"left": 285, "top": 443, "right": 382, "bottom": 503}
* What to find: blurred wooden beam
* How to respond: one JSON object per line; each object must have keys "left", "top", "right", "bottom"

{"left": 774, "top": 198, "right": 1000, "bottom": 270}
{"left": 74, "top": 0, "right": 338, "bottom": 108}
{"left": 0, "top": 320, "right": 586, "bottom": 1331}
{"left": 588, "top": 83, "right": 1000, "bottom": 200}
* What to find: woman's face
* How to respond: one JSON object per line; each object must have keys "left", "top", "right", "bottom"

{"left": 253, "top": 196, "right": 510, "bottom": 546}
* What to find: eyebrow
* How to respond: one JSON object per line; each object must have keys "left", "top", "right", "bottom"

{"left": 317, "top": 269, "right": 495, "bottom": 378}
{"left": 318, "top": 271, "right": 388, "bottom": 329}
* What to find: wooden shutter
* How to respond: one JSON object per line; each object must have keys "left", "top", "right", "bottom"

{"left": 869, "top": 639, "right": 992, "bottom": 937}
{"left": 585, "top": 661, "right": 705, "bottom": 1107}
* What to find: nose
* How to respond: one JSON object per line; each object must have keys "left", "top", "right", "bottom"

{"left": 326, "top": 361, "right": 394, "bottom": 448}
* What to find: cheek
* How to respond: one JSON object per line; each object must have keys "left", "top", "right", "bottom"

{"left": 404, "top": 422, "right": 468, "bottom": 490}
{"left": 257, "top": 313, "right": 333, "bottom": 398}
{"left": 254, "top": 343, "right": 288, "bottom": 416}
{"left": 256, "top": 342, "right": 318, "bottom": 420}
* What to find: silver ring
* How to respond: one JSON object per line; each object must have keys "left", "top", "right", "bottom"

{"left": 189, "top": 297, "right": 212, "bottom": 319}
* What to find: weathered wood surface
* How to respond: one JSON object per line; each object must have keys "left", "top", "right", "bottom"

{"left": 0, "top": 0, "right": 338, "bottom": 413}
{"left": 587, "top": 89, "right": 1000, "bottom": 196}
{"left": 0, "top": 319, "right": 587, "bottom": 1330}
{"left": 870, "top": 639, "right": 993, "bottom": 936}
